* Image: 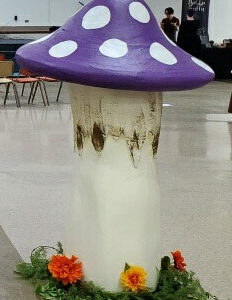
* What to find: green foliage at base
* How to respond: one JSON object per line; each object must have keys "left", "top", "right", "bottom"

{"left": 15, "top": 243, "right": 218, "bottom": 300}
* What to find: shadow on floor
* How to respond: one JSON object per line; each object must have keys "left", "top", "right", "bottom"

{"left": 0, "top": 226, "right": 38, "bottom": 300}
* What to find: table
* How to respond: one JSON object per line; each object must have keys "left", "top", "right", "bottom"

{"left": 202, "top": 47, "right": 232, "bottom": 79}
{"left": 0, "top": 26, "right": 55, "bottom": 34}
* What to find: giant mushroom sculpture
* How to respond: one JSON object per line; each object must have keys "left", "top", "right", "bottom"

{"left": 16, "top": 0, "right": 214, "bottom": 292}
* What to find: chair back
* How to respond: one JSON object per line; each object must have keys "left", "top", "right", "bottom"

{"left": 0, "top": 61, "right": 14, "bottom": 77}
{"left": 0, "top": 53, "right": 5, "bottom": 61}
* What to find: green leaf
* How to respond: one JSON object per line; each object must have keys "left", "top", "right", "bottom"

{"left": 36, "top": 281, "right": 65, "bottom": 300}
{"left": 161, "top": 256, "right": 171, "bottom": 270}
{"left": 15, "top": 243, "right": 217, "bottom": 300}
{"left": 124, "top": 263, "right": 130, "bottom": 272}
{"left": 15, "top": 263, "right": 35, "bottom": 279}
{"left": 57, "top": 242, "right": 64, "bottom": 255}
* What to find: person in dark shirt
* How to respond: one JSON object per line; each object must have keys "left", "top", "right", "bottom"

{"left": 177, "top": 9, "right": 202, "bottom": 58}
{"left": 161, "top": 7, "right": 180, "bottom": 43}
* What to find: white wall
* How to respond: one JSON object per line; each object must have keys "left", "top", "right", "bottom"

{"left": 147, "top": 0, "right": 182, "bottom": 24}
{"left": 49, "top": 0, "right": 81, "bottom": 26}
{"left": 208, "top": 0, "right": 232, "bottom": 43}
{"left": 149, "top": 0, "right": 231, "bottom": 43}
{"left": 0, "top": 0, "right": 231, "bottom": 43}
{"left": 0, "top": 0, "right": 49, "bottom": 26}
{"left": 0, "top": 0, "right": 182, "bottom": 27}
{"left": 0, "top": 0, "right": 81, "bottom": 26}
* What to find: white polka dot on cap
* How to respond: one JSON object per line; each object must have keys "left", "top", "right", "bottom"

{"left": 99, "top": 39, "right": 128, "bottom": 58}
{"left": 150, "top": 42, "right": 177, "bottom": 65}
{"left": 49, "top": 41, "right": 78, "bottom": 58}
{"left": 191, "top": 57, "right": 214, "bottom": 74}
{"left": 129, "top": 2, "right": 150, "bottom": 23}
{"left": 82, "top": 6, "right": 111, "bottom": 29}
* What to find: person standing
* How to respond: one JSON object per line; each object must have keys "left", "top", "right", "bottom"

{"left": 177, "top": 9, "right": 202, "bottom": 58}
{"left": 161, "top": 7, "right": 180, "bottom": 43}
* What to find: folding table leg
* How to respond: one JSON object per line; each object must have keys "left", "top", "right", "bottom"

{"left": 12, "top": 82, "right": 21, "bottom": 108}
{"left": 38, "top": 82, "right": 46, "bottom": 106}
{"left": 21, "top": 83, "right": 26, "bottom": 96}
{"left": 56, "top": 82, "right": 63, "bottom": 102}
{"left": 28, "top": 82, "right": 35, "bottom": 104}
{"left": 42, "top": 81, "right": 49, "bottom": 106}
{"left": 32, "top": 82, "right": 39, "bottom": 103}
{"left": 4, "top": 83, "right": 10, "bottom": 105}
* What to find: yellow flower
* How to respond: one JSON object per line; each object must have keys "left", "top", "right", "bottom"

{"left": 120, "top": 264, "right": 147, "bottom": 292}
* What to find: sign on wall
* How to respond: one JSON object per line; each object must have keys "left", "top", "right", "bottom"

{"left": 181, "top": 0, "right": 210, "bottom": 36}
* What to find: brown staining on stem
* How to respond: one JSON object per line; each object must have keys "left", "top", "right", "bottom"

{"left": 132, "top": 131, "right": 140, "bottom": 148}
{"left": 70, "top": 84, "right": 163, "bottom": 164}
{"left": 152, "top": 129, "right": 161, "bottom": 156}
{"left": 76, "top": 124, "right": 84, "bottom": 151}
{"left": 128, "top": 131, "right": 145, "bottom": 167}
{"left": 92, "top": 123, "right": 105, "bottom": 152}
{"left": 149, "top": 100, "right": 156, "bottom": 112}
{"left": 128, "top": 131, "right": 139, "bottom": 158}
{"left": 119, "top": 127, "right": 125, "bottom": 136}
{"left": 135, "top": 111, "right": 145, "bottom": 125}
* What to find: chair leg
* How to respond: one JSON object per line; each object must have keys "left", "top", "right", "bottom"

{"left": 56, "top": 82, "right": 63, "bottom": 102}
{"left": 28, "top": 82, "right": 35, "bottom": 104}
{"left": 32, "top": 82, "right": 39, "bottom": 103}
{"left": 12, "top": 82, "right": 21, "bottom": 108}
{"left": 21, "top": 83, "right": 25, "bottom": 96}
{"left": 4, "top": 83, "right": 10, "bottom": 105}
{"left": 42, "top": 81, "right": 49, "bottom": 106}
{"left": 228, "top": 93, "right": 232, "bottom": 113}
{"left": 38, "top": 81, "right": 46, "bottom": 106}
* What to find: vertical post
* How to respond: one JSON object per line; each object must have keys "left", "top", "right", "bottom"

{"left": 228, "top": 92, "right": 232, "bottom": 113}
{"left": 65, "top": 83, "right": 163, "bottom": 291}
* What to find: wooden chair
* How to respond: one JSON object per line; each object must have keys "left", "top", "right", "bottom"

{"left": 0, "top": 61, "right": 20, "bottom": 107}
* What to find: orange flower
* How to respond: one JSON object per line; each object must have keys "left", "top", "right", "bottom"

{"left": 48, "top": 254, "right": 83, "bottom": 285}
{"left": 171, "top": 250, "right": 186, "bottom": 271}
{"left": 121, "top": 264, "right": 147, "bottom": 292}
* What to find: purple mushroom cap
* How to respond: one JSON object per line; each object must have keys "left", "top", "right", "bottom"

{"left": 16, "top": 0, "right": 214, "bottom": 91}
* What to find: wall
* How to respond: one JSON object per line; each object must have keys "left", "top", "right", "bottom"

{"left": 147, "top": 0, "right": 182, "bottom": 24}
{"left": 208, "top": 0, "right": 232, "bottom": 43}
{"left": 0, "top": 0, "right": 81, "bottom": 26}
{"left": 49, "top": 0, "right": 81, "bottom": 26}
{"left": 0, "top": 0, "right": 182, "bottom": 27}
{"left": 0, "top": 0, "right": 231, "bottom": 43}
{"left": 149, "top": 0, "right": 232, "bottom": 43}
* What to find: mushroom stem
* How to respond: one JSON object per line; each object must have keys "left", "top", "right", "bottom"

{"left": 65, "top": 83, "right": 163, "bottom": 291}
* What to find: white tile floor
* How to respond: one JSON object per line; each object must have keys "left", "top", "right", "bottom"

{"left": 0, "top": 81, "right": 232, "bottom": 299}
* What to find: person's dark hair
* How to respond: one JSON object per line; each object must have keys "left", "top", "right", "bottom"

{"left": 187, "top": 9, "right": 194, "bottom": 18}
{"left": 165, "top": 7, "right": 174, "bottom": 15}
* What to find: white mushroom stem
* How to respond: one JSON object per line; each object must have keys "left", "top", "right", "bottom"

{"left": 65, "top": 83, "right": 163, "bottom": 291}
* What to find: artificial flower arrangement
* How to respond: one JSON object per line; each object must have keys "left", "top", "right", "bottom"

{"left": 15, "top": 242, "right": 217, "bottom": 300}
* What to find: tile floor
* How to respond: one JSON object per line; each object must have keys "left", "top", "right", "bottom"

{"left": 0, "top": 81, "right": 231, "bottom": 299}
